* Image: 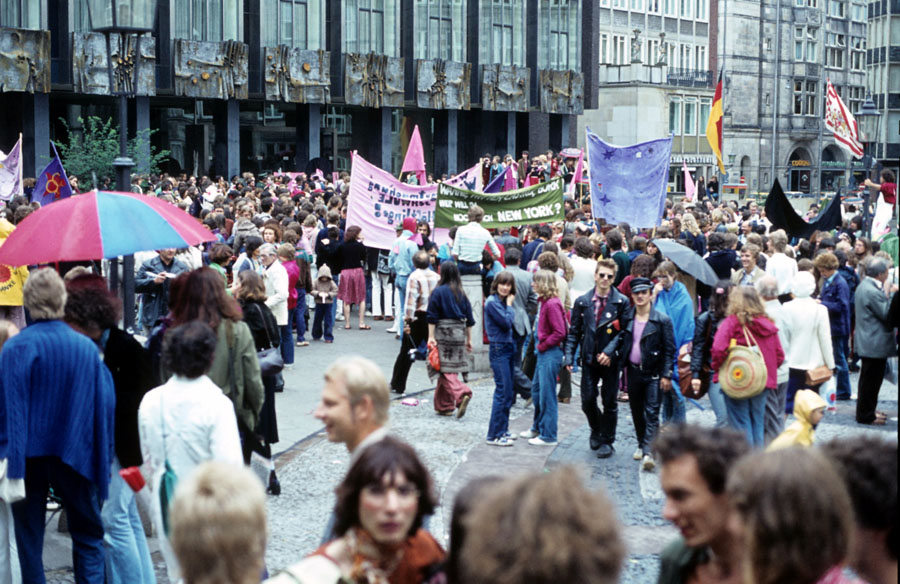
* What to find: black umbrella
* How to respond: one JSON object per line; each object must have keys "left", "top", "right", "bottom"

{"left": 304, "top": 156, "right": 333, "bottom": 177}
{"left": 651, "top": 238, "right": 719, "bottom": 286}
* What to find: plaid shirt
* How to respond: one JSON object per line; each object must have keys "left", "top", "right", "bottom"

{"left": 404, "top": 268, "right": 440, "bottom": 319}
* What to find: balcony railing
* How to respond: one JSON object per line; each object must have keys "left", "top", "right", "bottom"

{"left": 666, "top": 68, "right": 714, "bottom": 88}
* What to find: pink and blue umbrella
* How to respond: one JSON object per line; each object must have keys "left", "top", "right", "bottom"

{"left": 0, "top": 190, "right": 216, "bottom": 266}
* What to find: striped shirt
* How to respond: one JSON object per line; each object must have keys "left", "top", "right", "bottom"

{"left": 452, "top": 222, "right": 500, "bottom": 262}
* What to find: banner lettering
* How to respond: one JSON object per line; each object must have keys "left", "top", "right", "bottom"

{"left": 435, "top": 178, "right": 565, "bottom": 229}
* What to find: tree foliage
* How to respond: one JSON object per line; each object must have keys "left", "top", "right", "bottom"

{"left": 56, "top": 116, "right": 170, "bottom": 189}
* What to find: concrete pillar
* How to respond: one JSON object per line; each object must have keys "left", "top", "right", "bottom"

{"left": 506, "top": 111, "right": 516, "bottom": 157}
{"left": 214, "top": 100, "right": 240, "bottom": 179}
{"left": 23, "top": 93, "right": 50, "bottom": 179}
{"left": 461, "top": 275, "right": 489, "bottom": 373}
{"left": 295, "top": 104, "right": 321, "bottom": 169}
{"left": 434, "top": 110, "right": 459, "bottom": 178}
{"left": 134, "top": 96, "right": 151, "bottom": 174}
{"left": 370, "top": 107, "right": 393, "bottom": 173}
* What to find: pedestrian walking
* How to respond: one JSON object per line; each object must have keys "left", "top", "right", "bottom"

{"left": 520, "top": 269, "right": 568, "bottom": 446}
{"left": 814, "top": 252, "right": 852, "bottom": 400}
{"left": 652, "top": 261, "right": 695, "bottom": 425}
{"left": 135, "top": 248, "right": 189, "bottom": 335}
{"left": 312, "top": 265, "right": 339, "bottom": 343}
{"left": 484, "top": 271, "right": 518, "bottom": 446}
{"left": 501, "top": 248, "right": 536, "bottom": 403}
{"left": 294, "top": 254, "right": 313, "bottom": 347}
{"left": 427, "top": 261, "right": 475, "bottom": 418}
{"left": 390, "top": 251, "right": 439, "bottom": 395}
{"left": 279, "top": 243, "right": 300, "bottom": 361}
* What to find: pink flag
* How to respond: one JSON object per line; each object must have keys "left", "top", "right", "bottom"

{"left": 683, "top": 160, "right": 696, "bottom": 202}
{"left": 312, "top": 168, "right": 325, "bottom": 182}
{"left": 332, "top": 171, "right": 340, "bottom": 185}
{"left": 567, "top": 149, "right": 584, "bottom": 196}
{"left": 503, "top": 163, "right": 518, "bottom": 191}
{"left": 401, "top": 125, "right": 427, "bottom": 185}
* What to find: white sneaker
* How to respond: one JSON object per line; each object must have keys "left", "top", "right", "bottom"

{"left": 501, "top": 432, "right": 517, "bottom": 441}
{"left": 528, "top": 436, "right": 558, "bottom": 446}
{"left": 386, "top": 326, "right": 398, "bottom": 334}
{"left": 486, "top": 437, "right": 515, "bottom": 447}
{"left": 642, "top": 455, "right": 656, "bottom": 471}
{"left": 519, "top": 429, "right": 539, "bottom": 439}
{"left": 633, "top": 448, "right": 643, "bottom": 461}
{"left": 335, "top": 314, "right": 345, "bottom": 321}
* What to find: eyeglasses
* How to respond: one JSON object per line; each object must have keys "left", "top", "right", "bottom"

{"left": 362, "top": 484, "right": 420, "bottom": 503}
{"left": 596, "top": 273, "right": 615, "bottom": 280}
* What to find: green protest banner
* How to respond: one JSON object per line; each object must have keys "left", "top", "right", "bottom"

{"left": 434, "top": 178, "right": 565, "bottom": 228}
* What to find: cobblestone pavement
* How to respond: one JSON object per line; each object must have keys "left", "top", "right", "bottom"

{"left": 42, "top": 319, "right": 898, "bottom": 582}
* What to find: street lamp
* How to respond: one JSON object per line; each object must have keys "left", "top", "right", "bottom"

{"left": 86, "top": 0, "right": 157, "bottom": 330}
{"left": 855, "top": 92, "right": 882, "bottom": 239}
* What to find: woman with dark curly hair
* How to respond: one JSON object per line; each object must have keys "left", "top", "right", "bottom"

{"left": 269, "top": 437, "right": 445, "bottom": 584}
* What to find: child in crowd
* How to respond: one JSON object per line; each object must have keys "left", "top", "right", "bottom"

{"left": 311, "top": 265, "right": 338, "bottom": 343}
{"left": 767, "top": 389, "right": 827, "bottom": 451}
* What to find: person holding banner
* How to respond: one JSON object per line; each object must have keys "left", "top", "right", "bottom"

{"left": 452, "top": 205, "right": 500, "bottom": 276}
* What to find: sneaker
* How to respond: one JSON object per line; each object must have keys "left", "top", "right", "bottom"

{"left": 528, "top": 436, "right": 558, "bottom": 446}
{"left": 296, "top": 341, "right": 309, "bottom": 347}
{"left": 335, "top": 314, "right": 345, "bottom": 321}
{"left": 519, "top": 429, "right": 539, "bottom": 439}
{"left": 633, "top": 448, "right": 643, "bottom": 461}
{"left": 284, "top": 364, "right": 295, "bottom": 370}
{"left": 642, "top": 455, "right": 656, "bottom": 471}
{"left": 523, "top": 397, "right": 533, "bottom": 408}
{"left": 596, "top": 444, "right": 615, "bottom": 459}
{"left": 501, "top": 432, "right": 517, "bottom": 441}
{"left": 456, "top": 395, "right": 472, "bottom": 419}
{"left": 386, "top": 326, "right": 398, "bottom": 334}
{"left": 486, "top": 437, "right": 515, "bottom": 447}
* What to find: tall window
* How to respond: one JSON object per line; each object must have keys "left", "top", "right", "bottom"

{"left": 539, "top": 0, "right": 581, "bottom": 70}
{"left": 794, "top": 27, "right": 818, "bottom": 62}
{"left": 664, "top": 0, "right": 677, "bottom": 16}
{"left": 793, "top": 79, "right": 817, "bottom": 115}
{"left": 695, "top": 0, "right": 707, "bottom": 20}
{"left": 694, "top": 45, "right": 707, "bottom": 71}
{"left": 345, "top": 0, "right": 400, "bottom": 56}
{"left": 851, "top": 37, "right": 865, "bottom": 70}
{"left": 600, "top": 33, "right": 610, "bottom": 64}
{"left": 613, "top": 0, "right": 627, "bottom": 8}
{"left": 683, "top": 98, "right": 697, "bottom": 134}
{"left": 646, "top": 38, "right": 660, "bottom": 64}
{"left": 669, "top": 97, "right": 682, "bottom": 135}
{"left": 827, "top": 0, "right": 846, "bottom": 17}
{"left": 612, "top": 34, "right": 628, "bottom": 65}
{"left": 599, "top": 0, "right": 610, "bottom": 6}
{"left": 680, "top": 44, "right": 692, "bottom": 69}
{"left": 174, "top": 0, "right": 242, "bottom": 41}
{"left": 850, "top": 2, "right": 865, "bottom": 21}
{"left": 825, "top": 33, "right": 845, "bottom": 68}
{"left": 647, "top": 0, "right": 661, "bottom": 14}
{"left": 631, "top": 0, "right": 644, "bottom": 11}
{"left": 680, "top": 0, "right": 692, "bottom": 18}
{"left": 795, "top": 0, "right": 818, "bottom": 6}
{"left": 261, "top": 0, "right": 325, "bottom": 49}
{"left": 699, "top": 98, "right": 711, "bottom": 129}
{"left": 415, "top": 0, "right": 466, "bottom": 61}
{"left": 845, "top": 86, "right": 864, "bottom": 113}
{"left": 1, "top": 0, "right": 41, "bottom": 28}
{"left": 479, "top": 0, "right": 526, "bottom": 66}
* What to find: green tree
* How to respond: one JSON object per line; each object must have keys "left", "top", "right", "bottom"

{"left": 56, "top": 115, "right": 170, "bottom": 189}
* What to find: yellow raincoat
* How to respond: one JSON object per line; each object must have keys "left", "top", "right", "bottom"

{"left": 768, "top": 389, "right": 827, "bottom": 451}
{"left": 0, "top": 218, "right": 29, "bottom": 307}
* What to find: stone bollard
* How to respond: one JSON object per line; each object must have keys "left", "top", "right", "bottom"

{"left": 461, "top": 274, "right": 490, "bottom": 373}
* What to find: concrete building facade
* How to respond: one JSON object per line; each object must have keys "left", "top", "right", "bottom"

{"left": 866, "top": 0, "right": 900, "bottom": 170}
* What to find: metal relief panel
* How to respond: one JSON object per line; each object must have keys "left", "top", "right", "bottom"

{"left": 264, "top": 47, "right": 330, "bottom": 103}
{"left": 72, "top": 32, "right": 156, "bottom": 96}
{"left": 415, "top": 59, "right": 471, "bottom": 110}
{"left": 174, "top": 39, "right": 249, "bottom": 100}
{"left": 481, "top": 65, "right": 530, "bottom": 112}
{"left": 0, "top": 28, "right": 50, "bottom": 93}
{"left": 539, "top": 69, "right": 584, "bottom": 115}
{"left": 343, "top": 52, "right": 404, "bottom": 108}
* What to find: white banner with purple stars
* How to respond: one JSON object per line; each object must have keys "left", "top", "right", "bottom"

{"left": 585, "top": 128, "right": 672, "bottom": 228}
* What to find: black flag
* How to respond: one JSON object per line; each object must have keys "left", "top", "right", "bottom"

{"left": 764, "top": 179, "right": 843, "bottom": 239}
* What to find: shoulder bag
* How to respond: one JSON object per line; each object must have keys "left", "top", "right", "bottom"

{"left": 678, "top": 316, "right": 712, "bottom": 399}
{"left": 252, "top": 303, "right": 285, "bottom": 377}
{"left": 719, "top": 325, "right": 767, "bottom": 400}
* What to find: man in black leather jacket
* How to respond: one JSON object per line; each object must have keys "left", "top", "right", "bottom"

{"left": 565, "top": 259, "right": 631, "bottom": 458}
{"left": 621, "top": 277, "right": 675, "bottom": 471}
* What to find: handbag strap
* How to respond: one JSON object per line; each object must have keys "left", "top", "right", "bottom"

{"left": 741, "top": 324, "right": 759, "bottom": 348}
{"left": 253, "top": 303, "right": 277, "bottom": 349}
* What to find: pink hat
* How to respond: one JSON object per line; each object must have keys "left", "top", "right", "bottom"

{"left": 402, "top": 217, "right": 417, "bottom": 232}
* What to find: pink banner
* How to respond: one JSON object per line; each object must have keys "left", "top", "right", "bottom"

{"left": 345, "top": 154, "right": 437, "bottom": 250}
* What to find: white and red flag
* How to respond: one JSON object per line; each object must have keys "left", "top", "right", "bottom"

{"left": 824, "top": 80, "right": 864, "bottom": 159}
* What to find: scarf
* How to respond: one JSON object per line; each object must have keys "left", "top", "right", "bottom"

{"left": 343, "top": 528, "right": 405, "bottom": 584}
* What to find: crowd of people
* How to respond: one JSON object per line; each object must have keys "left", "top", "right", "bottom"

{"left": 0, "top": 157, "right": 896, "bottom": 584}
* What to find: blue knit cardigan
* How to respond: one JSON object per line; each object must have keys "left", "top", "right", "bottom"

{"left": 0, "top": 320, "right": 116, "bottom": 499}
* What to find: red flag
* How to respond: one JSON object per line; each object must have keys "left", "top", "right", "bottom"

{"left": 705, "top": 71, "right": 725, "bottom": 174}
{"left": 401, "top": 124, "right": 426, "bottom": 186}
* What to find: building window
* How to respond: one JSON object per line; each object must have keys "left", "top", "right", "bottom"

{"left": 667, "top": 42, "right": 678, "bottom": 67}
{"left": 344, "top": 0, "right": 401, "bottom": 56}
{"left": 683, "top": 97, "right": 697, "bottom": 135}
{"left": 415, "top": 0, "right": 466, "bottom": 61}
{"left": 647, "top": 0, "right": 661, "bottom": 14}
{"left": 845, "top": 86, "right": 864, "bottom": 113}
{"left": 793, "top": 79, "right": 817, "bottom": 115}
{"left": 539, "top": 0, "right": 581, "bottom": 70}
{"left": 613, "top": 0, "right": 627, "bottom": 8}
{"left": 680, "top": 0, "right": 692, "bottom": 18}
{"left": 664, "top": 0, "right": 677, "bottom": 16}
{"left": 825, "top": 33, "right": 845, "bottom": 68}
{"left": 680, "top": 44, "right": 692, "bottom": 69}
{"left": 261, "top": 0, "right": 325, "bottom": 49}
{"left": 695, "top": 45, "right": 706, "bottom": 71}
{"left": 669, "top": 97, "right": 682, "bottom": 135}
{"left": 631, "top": 0, "right": 644, "bottom": 11}
{"left": 699, "top": 98, "right": 711, "bottom": 128}
{"left": 646, "top": 38, "right": 660, "bottom": 64}
{"left": 851, "top": 37, "right": 865, "bottom": 70}
{"left": 850, "top": 2, "right": 865, "bottom": 20}
{"left": 695, "top": 0, "right": 707, "bottom": 20}
{"left": 795, "top": 0, "right": 818, "bottom": 6}
{"left": 794, "top": 27, "right": 818, "bottom": 62}
{"left": 612, "top": 34, "right": 628, "bottom": 65}
{"left": 599, "top": 0, "right": 609, "bottom": 6}
{"left": 1, "top": 0, "right": 41, "bottom": 28}
{"left": 173, "top": 0, "right": 241, "bottom": 41}
{"left": 479, "top": 0, "right": 527, "bottom": 66}
{"left": 600, "top": 32, "right": 610, "bottom": 64}
{"left": 827, "top": 0, "right": 845, "bottom": 17}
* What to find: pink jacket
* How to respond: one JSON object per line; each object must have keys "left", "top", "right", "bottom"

{"left": 710, "top": 314, "right": 785, "bottom": 389}
{"left": 282, "top": 260, "right": 300, "bottom": 309}
{"left": 537, "top": 296, "right": 568, "bottom": 353}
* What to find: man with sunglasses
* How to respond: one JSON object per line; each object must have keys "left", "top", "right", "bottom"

{"left": 566, "top": 260, "right": 631, "bottom": 458}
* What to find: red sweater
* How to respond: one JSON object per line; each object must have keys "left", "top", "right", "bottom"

{"left": 537, "top": 296, "right": 568, "bottom": 352}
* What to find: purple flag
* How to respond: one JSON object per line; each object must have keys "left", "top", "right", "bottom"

{"left": 0, "top": 135, "right": 22, "bottom": 202}
{"left": 585, "top": 127, "right": 672, "bottom": 227}
{"left": 34, "top": 143, "right": 73, "bottom": 206}
{"left": 483, "top": 168, "right": 505, "bottom": 193}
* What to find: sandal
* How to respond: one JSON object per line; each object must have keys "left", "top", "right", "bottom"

{"left": 344, "top": 325, "right": 351, "bottom": 330}
{"left": 359, "top": 324, "right": 371, "bottom": 330}
{"left": 870, "top": 417, "right": 887, "bottom": 426}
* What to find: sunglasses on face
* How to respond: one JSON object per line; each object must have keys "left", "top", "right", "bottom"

{"left": 596, "top": 273, "right": 615, "bottom": 280}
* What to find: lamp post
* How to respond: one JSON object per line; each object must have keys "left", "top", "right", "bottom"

{"left": 86, "top": 0, "right": 157, "bottom": 331}
{"left": 855, "top": 92, "right": 882, "bottom": 240}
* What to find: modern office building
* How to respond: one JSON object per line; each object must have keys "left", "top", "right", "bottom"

{"left": 577, "top": 0, "right": 718, "bottom": 192}
{"left": 866, "top": 0, "right": 900, "bottom": 170}
{"left": 0, "top": 1, "right": 598, "bottom": 183}
{"left": 721, "top": 0, "right": 868, "bottom": 195}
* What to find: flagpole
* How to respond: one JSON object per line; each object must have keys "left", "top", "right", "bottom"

{"left": 815, "top": 78, "right": 825, "bottom": 199}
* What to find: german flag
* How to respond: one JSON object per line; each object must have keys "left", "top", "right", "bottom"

{"left": 705, "top": 71, "right": 725, "bottom": 173}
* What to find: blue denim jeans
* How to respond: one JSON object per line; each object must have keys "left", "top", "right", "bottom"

{"left": 832, "top": 335, "right": 851, "bottom": 399}
{"left": 294, "top": 289, "right": 308, "bottom": 342}
{"left": 531, "top": 346, "right": 563, "bottom": 442}
{"left": 724, "top": 390, "right": 768, "bottom": 448}
{"left": 102, "top": 458, "right": 156, "bottom": 584}
{"left": 706, "top": 372, "right": 728, "bottom": 427}
{"left": 395, "top": 275, "right": 409, "bottom": 318}
{"left": 662, "top": 359, "right": 686, "bottom": 424}
{"left": 279, "top": 318, "right": 294, "bottom": 365}
{"left": 13, "top": 457, "right": 105, "bottom": 584}
{"left": 313, "top": 303, "right": 334, "bottom": 341}
{"left": 487, "top": 341, "right": 516, "bottom": 440}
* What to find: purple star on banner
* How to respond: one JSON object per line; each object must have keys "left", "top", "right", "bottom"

{"left": 603, "top": 149, "right": 616, "bottom": 160}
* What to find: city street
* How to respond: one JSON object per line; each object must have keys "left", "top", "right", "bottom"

{"left": 43, "top": 319, "right": 898, "bottom": 583}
